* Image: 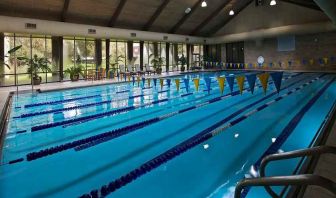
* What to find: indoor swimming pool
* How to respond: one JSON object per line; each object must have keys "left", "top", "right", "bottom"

{"left": 0, "top": 71, "right": 335, "bottom": 198}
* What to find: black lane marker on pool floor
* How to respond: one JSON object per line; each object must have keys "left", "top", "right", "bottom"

{"left": 78, "top": 75, "right": 328, "bottom": 198}
{"left": 23, "top": 73, "right": 304, "bottom": 162}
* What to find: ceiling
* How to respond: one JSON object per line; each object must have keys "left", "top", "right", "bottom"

{"left": 0, "top": 0, "right": 322, "bottom": 37}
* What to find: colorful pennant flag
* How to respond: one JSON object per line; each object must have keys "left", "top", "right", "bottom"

{"left": 183, "top": 78, "right": 190, "bottom": 92}
{"left": 204, "top": 77, "right": 211, "bottom": 94}
{"left": 142, "top": 77, "right": 145, "bottom": 87}
{"left": 153, "top": 78, "right": 157, "bottom": 87}
{"left": 132, "top": 76, "right": 135, "bottom": 86}
{"left": 193, "top": 78, "right": 200, "bottom": 92}
{"left": 258, "top": 73, "right": 270, "bottom": 94}
{"left": 147, "top": 78, "right": 151, "bottom": 87}
{"left": 160, "top": 79, "right": 164, "bottom": 90}
{"left": 175, "top": 79, "right": 180, "bottom": 92}
{"left": 166, "top": 79, "right": 171, "bottom": 88}
{"left": 217, "top": 77, "right": 225, "bottom": 95}
{"left": 270, "top": 72, "right": 283, "bottom": 94}
{"left": 128, "top": 75, "right": 131, "bottom": 82}
{"left": 236, "top": 76, "right": 245, "bottom": 95}
{"left": 137, "top": 76, "right": 140, "bottom": 87}
{"left": 124, "top": 74, "right": 127, "bottom": 82}
{"left": 323, "top": 57, "right": 328, "bottom": 65}
{"left": 246, "top": 74, "right": 257, "bottom": 94}
{"left": 226, "top": 75, "right": 235, "bottom": 93}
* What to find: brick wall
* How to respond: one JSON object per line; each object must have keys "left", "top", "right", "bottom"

{"left": 244, "top": 32, "right": 336, "bottom": 71}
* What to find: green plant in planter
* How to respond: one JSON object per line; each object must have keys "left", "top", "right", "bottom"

{"left": 178, "top": 55, "right": 187, "bottom": 72}
{"left": 17, "top": 54, "right": 51, "bottom": 85}
{"left": 109, "top": 55, "right": 124, "bottom": 77}
{"left": 64, "top": 65, "right": 84, "bottom": 81}
{"left": 0, "top": 45, "right": 22, "bottom": 85}
{"left": 149, "top": 54, "right": 164, "bottom": 74}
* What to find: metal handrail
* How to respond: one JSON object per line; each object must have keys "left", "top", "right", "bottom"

{"left": 260, "top": 146, "right": 336, "bottom": 197}
{"left": 234, "top": 174, "right": 336, "bottom": 198}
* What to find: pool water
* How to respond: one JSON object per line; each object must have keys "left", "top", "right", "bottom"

{"left": 0, "top": 71, "right": 335, "bottom": 198}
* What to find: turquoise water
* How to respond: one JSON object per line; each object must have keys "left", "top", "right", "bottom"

{"left": 0, "top": 71, "right": 335, "bottom": 198}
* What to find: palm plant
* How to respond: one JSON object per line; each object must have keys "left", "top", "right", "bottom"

{"left": 64, "top": 65, "right": 84, "bottom": 81}
{"left": 1, "top": 45, "right": 22, "bottom": 69}
{"left": 109, "top": 55, "right": 124, "bottom": 77}
{"left": 149, "top": 54, "right": 164, "bottom": 74}
{"left": 17, "top": 54, "right": 51, "bottom": 85}
{"left": 178, "top": 55, "right": 187, "bottom": 72}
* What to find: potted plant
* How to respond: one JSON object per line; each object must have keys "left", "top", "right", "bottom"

{"left": 178, "top": 55, "right": 187, "bottom": 72}
{"left": 109, "top": 55, "right": 124, "bottom": 78}
{"left": 64, "top": 65, "right": 84, "bottom": 81}
{"left": 18, "top": 54, "right": 51, "bottom": 85}
{"left": 149, "top": 54, "right": 164, "bottom": 74}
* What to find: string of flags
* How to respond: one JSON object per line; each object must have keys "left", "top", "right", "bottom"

{"left": 204, "top": 56, "right": 336, "bottom": 69}
{"left": 127, "top": 72, "right": 284, "bottom": 95}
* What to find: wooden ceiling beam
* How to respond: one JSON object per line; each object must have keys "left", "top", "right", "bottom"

{"left": 190, "top": 0, "right": 231, "bottom": 35}
{"left": 205, "top": 0, "right": 253, "bottom": 36}
{"left": 60, "top": 0, "right": 70, "bottom": 22}
{"left": 108, "top": 0, "right": 127, "bottom": 27}
{"left": 280, "top": 0, "right": 322, "bottom": 11}
{"left": 143, "top": 0, "right": 171, "bottom": 31}
{"left": 169, "top": 0, "right": 203, "bottom": 34}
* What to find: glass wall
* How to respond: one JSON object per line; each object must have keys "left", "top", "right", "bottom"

{"left": 2, "top": 33, "right": 54, "bottom": 86}
{"left": 109, "top": 40, "right": 127, "bottom": 74}
{"left": 192, "top": 44, "right": 203, "bottom": 67}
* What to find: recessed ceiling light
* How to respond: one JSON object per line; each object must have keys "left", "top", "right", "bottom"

{"left": 272, "top": 138, "right": 276, "bottom": 143}
{"left": 229, "top": 10, "right": 234, "bottom": 16}
{"left": 270, "top": 0, "right": 277, "bottom": 6}
{"left": 203, "top": 144, "right": 209, "bottom": 149}
{"left": 185, "top": 7, "right": 191, "bottom": 14}
{"left": 201, "top": 1, "right": 207, "bottom": 8}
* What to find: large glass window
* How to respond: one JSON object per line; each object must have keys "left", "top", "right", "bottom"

{"left": 2, "top": 34, "right": 54, "bottom": 86}
{"left": 133, "top": 42, "right": 140, "bottom": 65}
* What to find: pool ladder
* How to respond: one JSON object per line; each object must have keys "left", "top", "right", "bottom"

{"left": 235, "top": 146, "right": 336, "bottom": 198}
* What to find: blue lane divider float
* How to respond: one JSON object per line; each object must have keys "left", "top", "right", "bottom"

{"left": 23, "top": 73, "right": 304, "bottom": 163}
{"left": 78, "top": 75, "right": 326, "bottom": 198}
{"left": 28, "top": 73, "right": 300, "bottom": 130}
{"left": 239, "top": 77, "right": 335, "bottom": 198}
{"left": 14, "top": 94, "right": 144, "bottom": 119}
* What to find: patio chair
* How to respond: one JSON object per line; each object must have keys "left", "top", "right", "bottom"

{"left": 119, "top": 64, "right": 130, "bottom": 78}
{"left": 86, "top": 69, "right": 95, "bottom": 81}
{"left": 127, "top": 65, "right": 136, "bottom": 75}
{"left": 145, "top": 64, "right": 155, "bottom": 75}
{"left": 135, "top": 64, "right": 145, "bottom": 75}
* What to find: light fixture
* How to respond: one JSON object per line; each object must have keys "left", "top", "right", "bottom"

{"left": 201, "top": 1, "right": 207, "bottom": 7}
{"left": 185, "top": 7, "right": 191, "bottom": 14}
{"left": 203, "top": 144, "right": 209, "bottom": 149}
{"left": 270, "top": 0, "right": 276, "bottom": 6}
{"left": 234, "top": 133, "right": 239, "bottom": 138}
{"left": 229, "top": 10, "right": 234, "bottom": 16}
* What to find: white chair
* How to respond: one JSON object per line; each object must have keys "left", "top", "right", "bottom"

{"left": 119, "top": 64, "right": 130, "bottom": 77}
{"left": 145, "top": 64, "right": 155, "bottom": 75}
{"left": 127, "top": 65, "right": 136, "bottom": 75}
{"left": 135, "top": 64, "right": 145, "bottom": 75}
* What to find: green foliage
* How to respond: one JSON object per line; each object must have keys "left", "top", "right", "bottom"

{"left": 178, "top": 55, "right": 187, "bottom": 71}
{"left": 149, "top": 54, "right": 165, "bottom": 70}
{"left": 1, "top": 45, "right": 22, "bottom": 70}
{"left": 64, "top": 65, "right": 84, "bottom": 78}
{"left": 109, "top": 55, "right": 125, "bottom": 73}
{"left": 17, "top": 54, "right": 51, "bottom": 78}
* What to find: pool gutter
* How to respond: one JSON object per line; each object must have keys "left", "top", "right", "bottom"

{"left": 0, "top": 92, "right": 13, "bottom": 161}
{"left": 285, "top": 102, "right": 336, "bottom": 197}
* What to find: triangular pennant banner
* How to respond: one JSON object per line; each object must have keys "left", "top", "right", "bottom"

{"left": 226, "top": 75, "right": 235, "bottom": 93}
{"left": 142, "top": 77, "right": 146, "bottom": 87}
{"left": 128, "top": 75, "right": 131, "bottom": 82}
{"left": 193, "top": 78, "right": 200, "bottom": 92}
{"left": 183, "top": 78, "right": 190, "bottom": 92}
{"left": 270, "top": 72, "right": 283, "bottom": 94}
{"left": 236, "top": 76, "right": 245, "bottom": 95}
{"left": 217, "top": 77, "right": 225, "bottom": 95}
{"left": 258, "top": 73, "right": 270, "bottom": 94}
{"left": 132, "top": 76, "right": 135, "bottom": 86}
{"left": 175, "top": 79, "right": 180, "bottom": 92}
{"left": 147, "top": 78, "right": 151, "bottom": 87}
{"left": 153, "top": 78, "right": 157, "bottom": 87}
{"left": 124, "top": 74, "right": 127, "bottom": 82}
{"left": 166, "top": 79, "right": 171, "bottom": 88}
{"left": 246, "top": 74, "right": 257, "bottom": 94}
{"left": 204, "top": 77, "right": 211, "bottom": 94}
{"left": 137, "top": 76, "right": 140, "bottom": 87}
{"left": 160, "top": 79, "right": 164, "bottom": 90}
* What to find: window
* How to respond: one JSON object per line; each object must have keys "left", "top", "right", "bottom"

{"left": 2, "top": 33, "right": 55, "bottom": 86}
